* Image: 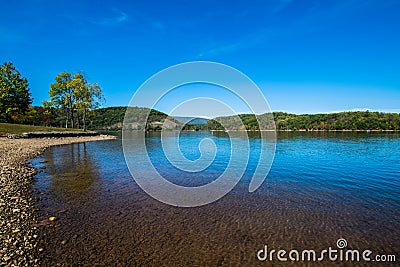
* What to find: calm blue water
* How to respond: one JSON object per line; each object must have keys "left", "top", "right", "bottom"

{"left": 33, "top": 132, "right": 400, "bottom": 265}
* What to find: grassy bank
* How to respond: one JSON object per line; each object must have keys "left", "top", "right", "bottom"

{"left": 0, "top": 123, "right": 83, "bottom": 136}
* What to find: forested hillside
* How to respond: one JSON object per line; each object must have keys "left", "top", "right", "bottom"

{"left": 88, "top": 106, "right": 179, "bottom": 130}
{"left": 204, "top": 111, "right": 400, "bottom": 131}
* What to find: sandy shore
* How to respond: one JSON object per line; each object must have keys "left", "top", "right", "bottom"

{"left": 0, "top": 135, "right": 116, "bottom": 266}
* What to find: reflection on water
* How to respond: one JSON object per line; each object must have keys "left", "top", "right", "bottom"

{"left": 33, "top": 132, "right": 400, "bottom": 265}
{"left": 40, "top": 144, "right": 98, "bottom": 200}
{"left": 48, "top": 143, "right": 99, "bottom": 202}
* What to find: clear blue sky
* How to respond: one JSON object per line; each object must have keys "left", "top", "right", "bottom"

{"left": 1, "top": 0, "right": 399, "bottom": 114}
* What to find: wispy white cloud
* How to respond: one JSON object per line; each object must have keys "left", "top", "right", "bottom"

{"left": 197, "top": 28, "right": 272, "bottom": 58}
{"left": 120, "top": 9, "right": 165, "bottom": 33}
{"left": 140, "top": 14, "right": 165, "bottom": 33}
{"left": 197, "top": 0, "right": 400, "bottom": 58}
{"left": 196, "top": 0, "right": 297, "bottom": 57}
{"left": 90, "top": 8, "right": 128, "bottom": 26}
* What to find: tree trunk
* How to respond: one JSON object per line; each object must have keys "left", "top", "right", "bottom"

{"left": 83, "top": 109, "right": 86, "bottom": 131}
{"left": 76, "top": 112, "right": 80, "bottom": 129}
{"left": 70, "top": 108, "right": 74, "bottom": 129}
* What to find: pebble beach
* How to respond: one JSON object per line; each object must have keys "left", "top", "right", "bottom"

{"left": 0, "top": 135, "right": 115, "bottom": 266}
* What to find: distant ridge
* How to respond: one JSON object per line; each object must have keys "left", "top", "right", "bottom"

{"left": 173, "top": 117, "right": 209, "bottom": 125}
{"left": 205, "top": 111, "right": 400, "bottom": 131}
{"left": 88, "top": 106, "right": 179, "bottom": 130}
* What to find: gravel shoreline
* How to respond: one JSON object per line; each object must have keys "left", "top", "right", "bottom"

{"left": 0, "top": 135, "right": 116, "bottom": 266}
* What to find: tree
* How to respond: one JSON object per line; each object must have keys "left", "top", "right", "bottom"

{"left": 73, "top": 73, "right": 104, "bottom": 130}
{"left": 39, "top": 101, "right": 57, "bottom": 126}
{"left": 11, "top": 106, "right": 37, "bottom": 124}
{"left": 48, "top": 71, "right": 104, "bottom": 130}
{"left": 49, "top": 72, "right": 75, "bottom": 128}
{"left": 0, "top": 62, "right": 33, "bottom": 123}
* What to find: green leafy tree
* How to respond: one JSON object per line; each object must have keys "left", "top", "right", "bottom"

{"left": 48, "top": 71, "right": 104, "bottom": 130}
{"left": 73, "top": 73, "right": 104, "bottom": 131}
{"left": 49, "top": 72, "right": 75, "bottom": 128}
{"left": 40, "top": 101, "right": 57, "bottom": 126}
{"left": 11, "top": 106, "right": 37, "bottom": 124}
{"left": 0, "top": 62, "right": 33, "bottom": 122}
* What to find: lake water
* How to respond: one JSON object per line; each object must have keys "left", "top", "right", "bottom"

{"left": 32, "top": 132, "right": 400, "bottom": 265}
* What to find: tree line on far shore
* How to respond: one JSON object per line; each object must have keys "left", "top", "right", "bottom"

{"left": 1, "top": 61, "right": 400, "bottom": 132}
{"left": 201, "top": 111, "right": 400, "bottom": 131}
{"left": 66, "top": 107, "right": 400, "bottom": 132}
